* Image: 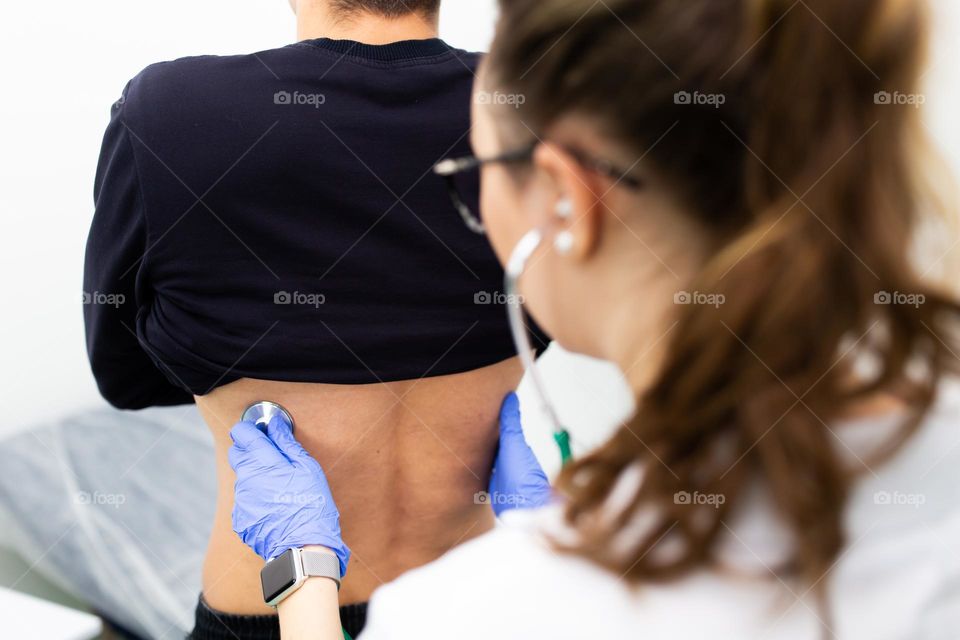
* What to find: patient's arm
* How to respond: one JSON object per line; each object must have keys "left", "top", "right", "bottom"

{"left": 195, "top": 356, "right": 524, "bottom": 613}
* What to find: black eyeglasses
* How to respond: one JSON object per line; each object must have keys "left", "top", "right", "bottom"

{"left": 433, "top": 141, "right": 644, "bottom": 235}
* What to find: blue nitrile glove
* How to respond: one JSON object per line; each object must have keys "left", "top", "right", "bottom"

{"left": 229, "top": 414, "right": 350, "bottom": 577}
{"left": 487, "top": 393, "right": 552, "bottom": 517}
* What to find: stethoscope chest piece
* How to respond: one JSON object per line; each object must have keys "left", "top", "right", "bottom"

{"left": 241, "top": 401, "right": 295, "bottom": 434}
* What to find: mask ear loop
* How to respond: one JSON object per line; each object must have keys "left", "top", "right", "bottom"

{"left": 504, "top": 228, "right": 573, "bottom": 465}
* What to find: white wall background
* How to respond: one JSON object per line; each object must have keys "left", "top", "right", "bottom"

{"left": 0, "top": 1, "right": 957, "bottom": 469}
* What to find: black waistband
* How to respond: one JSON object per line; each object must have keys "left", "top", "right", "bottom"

{"left": 189, "top": 595, "right": 368, "bottom": 640}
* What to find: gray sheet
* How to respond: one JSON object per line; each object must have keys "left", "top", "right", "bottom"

{"left": 0, "top": 405, "right": 216, "bottom": 639}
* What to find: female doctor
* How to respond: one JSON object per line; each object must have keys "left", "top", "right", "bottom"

{"left": 228, "top": 0, "right": 960, "bottom": 637}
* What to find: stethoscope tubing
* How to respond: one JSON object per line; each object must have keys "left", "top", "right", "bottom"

{"left": 504, "top": 228, "right": 572, "bottom": 464}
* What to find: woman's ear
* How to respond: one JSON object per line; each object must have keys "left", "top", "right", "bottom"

{"left": 532, "top": 142, "right": 606, "bottom": 261}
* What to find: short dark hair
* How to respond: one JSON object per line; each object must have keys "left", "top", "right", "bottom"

{"left": 332, "top": 0, "right": 440, "bottom": 17}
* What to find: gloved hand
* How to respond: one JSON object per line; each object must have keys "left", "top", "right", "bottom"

{"left": 488, "top": 392, "right": 552, "bottom": 517}
{"left": 229, "top": 415, "right": 350, "bottom": 578}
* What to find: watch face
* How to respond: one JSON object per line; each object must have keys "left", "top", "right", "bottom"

{"left": 261, "top": 549, "right": 299, "bottom": 604}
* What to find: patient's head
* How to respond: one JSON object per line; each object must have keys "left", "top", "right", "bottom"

{"left": 290, "top": 0, "right": 441, "bottom": 18}
{"left": 478, "top": 0, "right": 960, "bottom": 592}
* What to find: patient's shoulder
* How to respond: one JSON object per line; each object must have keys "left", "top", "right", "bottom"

{"left": 118, "top": 46, "right": 299, "bottom": 129}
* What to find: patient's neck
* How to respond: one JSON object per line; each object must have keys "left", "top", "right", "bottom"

{"left": 296, "top": 6, "right": 439, "bottom": 43}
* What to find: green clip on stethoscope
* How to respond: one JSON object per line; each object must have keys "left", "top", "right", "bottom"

{"left": 504, "top": 227, "right": 573, "bottom": 466}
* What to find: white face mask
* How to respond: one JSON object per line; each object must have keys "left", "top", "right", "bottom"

{"left": 504, "top": 228, "right": 572, "bottom": 464}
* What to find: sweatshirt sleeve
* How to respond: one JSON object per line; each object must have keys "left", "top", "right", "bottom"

{"left": 83, "top": 80, "right": 194, "bottom": 409}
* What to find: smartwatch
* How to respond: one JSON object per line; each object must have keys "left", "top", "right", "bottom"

{"left": 261, "top": 547, "right": 341, "bottom": 607}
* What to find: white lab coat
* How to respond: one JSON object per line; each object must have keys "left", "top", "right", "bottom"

{"left": 360, "top": 379, "right": 960, "bottom": 639}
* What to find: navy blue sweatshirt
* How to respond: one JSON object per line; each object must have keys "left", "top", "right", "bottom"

{"left": 84, "top": 38, "right": 548, "bottom": 410}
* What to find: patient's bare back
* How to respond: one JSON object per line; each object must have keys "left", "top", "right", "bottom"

{"left": 196, "top": 356, "right": 523, "bottom": 613}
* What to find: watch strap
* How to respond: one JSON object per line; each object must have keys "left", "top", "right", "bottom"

{"left": 301, "top": 549, "right": 342, "bottom": 590}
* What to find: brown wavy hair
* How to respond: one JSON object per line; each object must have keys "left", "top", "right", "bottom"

{"left": 486, "top": 0, "right": 959, "bottom": 592}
